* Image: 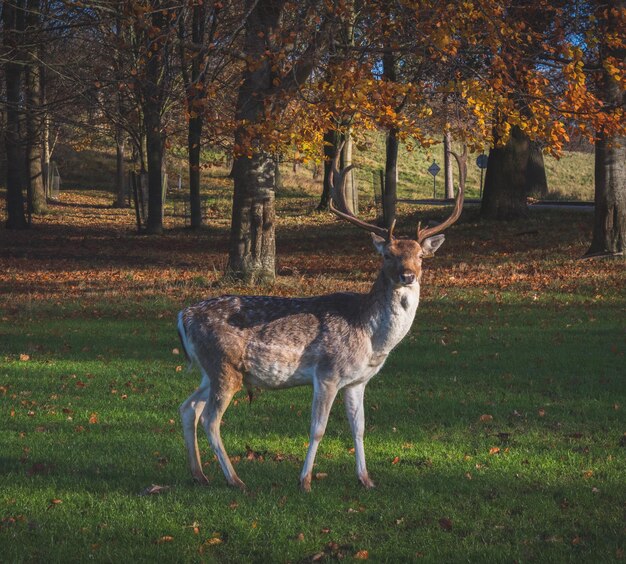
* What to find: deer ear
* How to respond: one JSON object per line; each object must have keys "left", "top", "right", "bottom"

{"left": 371, "top": 233, "right": 387, "bottom": 255}
{"left": 421, "top": 234, "right": 445, "bottom": 258}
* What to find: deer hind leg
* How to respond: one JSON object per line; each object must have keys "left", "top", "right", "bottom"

{"left": 344, "top": 383, "right": 375, "bottom": 489}
{"left": 300, "top": 380, "right": 338, "bottom": 492}
{"left": 179, "top": 375, "right": 211, "bottom": 485}
{"left": 201, "top": 366, "right": 246, "bottom": 490}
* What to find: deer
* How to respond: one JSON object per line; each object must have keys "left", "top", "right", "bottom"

{"left": 177, "top": 144, "right": 466, "bottom": 492}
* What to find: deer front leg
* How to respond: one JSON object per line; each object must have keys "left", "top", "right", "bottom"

{"left": 179, "top": 379, "right": 211, "bottom": 485}
{"left": 299, "top": 380, "right": 338, "bottom": 492}
{"left": 201, "top": 374, "right": 246, "bottom": 490}
{"left": 344, "top": 383, "right": 375, "bottom": 489}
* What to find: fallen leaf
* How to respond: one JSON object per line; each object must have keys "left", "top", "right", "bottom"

{"left": 172, "top": 348, "right": 180, "bottom": 355}
{"left": 47, "top": 499, "right": 62, "bottom": 509}
{"left": 354, "top": 550, "right": 369, "bottom": 559}
{"left": 391, "top": 456, "right": 400, "bottom": 465}
{"left": 480, "top": 414, "right": 493, "bottom": 422}
{"left": 139, "top": 484, "right": 170, "bottom": 496}
{"left": 438, "top": 517, "right": 453, "bottom": 531}
{"left": 538, "top": 408, "right": 546, "bottom": 417}
{"left": 489, "top": 447, "right": 500, "bottom": 455}
{"left": 314, "top": 472, "right": 328, "bottom": 480}
{"left": 19, "top": 354, "right": 30, "bottom": 361}
{"left": 155, "top": 535, "right": 174, "bottom": 544}
{"left": 89, "top": 413, "right": 98, "bottom": 424}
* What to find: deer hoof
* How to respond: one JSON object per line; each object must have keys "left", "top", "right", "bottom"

{"left": 229, "top": 476, "right": 246, "bottom": 491}
{"left": 359, "top": 475, "right": 376, "bottom": 489}
{"left": 193, "top": 472, "right": 210, "bottom": 486}
{"left": 300, "top": 475, "right": 312, "bottom": 493}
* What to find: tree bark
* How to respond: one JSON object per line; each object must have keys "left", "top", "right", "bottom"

{"left": 274, "top": 156, "right": 283, "bottom": 194}
{"left": 341, "top": 130, "right": 357, "bottom": 214}
{"left": 525, "top": 142, "right": 548, "bottom": 197}
{"left": 226, "top": 0, "right": 285, "bottom": 283}
{"left": 141, "top": 5, "right": 168, "bottom": 234}
{"left": 585, "top": 1, "right": 625, "bottom": 258}
{"left": 382, "top": 40, "right": 398, "bottom": 226}
{"left": 443, "top": 131, "right": 454, "bottom": 199}
{"left": 3, "top": 0, "right": 28, "bottom": 229}
{"left": 24, "top": 0, "right": 46, "bottom": 214}
{"left": 481, "top": 126, "right": 530, "bottom": 219}
{"left": 186, "top": 0, "right": 207, "bottom": 229}
{"left": 188, "top": 114, "right": 203, "bottom": 227}
{"left": 317, "top": 129, "right": 339, "bottom": 210}
{"left": 144, "top": 106, "right": 164, "bottom": 234}
{"left": 114, "top": 127, "right": 127, "bottom": 207}
{"left": 384, "top": 128, "right": 399, "bottom": 228}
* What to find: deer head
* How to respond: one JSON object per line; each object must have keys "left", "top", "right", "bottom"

{"left": 329, "top": 142, "right": 466, "bottom": 287}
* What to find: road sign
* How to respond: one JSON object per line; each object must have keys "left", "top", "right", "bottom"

{"left": 427, "top": 162, "right": 441, "bottom": 176}
{"left": 476, "top": 154, "right": 488, "bottom": 169}
{"left": 427, "top": 161, "right": 440, "bottom": 198}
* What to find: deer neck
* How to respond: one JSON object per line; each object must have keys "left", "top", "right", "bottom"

{"left": 363, "top": 271, "right": 420, "bottom": 355}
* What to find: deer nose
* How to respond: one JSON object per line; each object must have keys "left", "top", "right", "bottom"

{"left": 400, "top": 273, "right": 415, "bottom": 285}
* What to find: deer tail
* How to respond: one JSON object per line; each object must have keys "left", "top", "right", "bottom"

{"left": 177, "top": 311, "right": 194, "bottom": 373}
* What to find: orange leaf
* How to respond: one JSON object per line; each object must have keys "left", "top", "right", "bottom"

{"left": 479, "top": 414, "right": 493, "bottom": 422}
{"left": 354, "top": 550, "right": 369, "bottom": 559}
{"left": 391, "top": 456, "right": 400, "bottom": 465}
{"left": 156, "top": 536, "right": 174, "bottom": 544}
{"left": 489, "top": 447, "right": 500, "bottom": 455}
{"left": 89, "top": 413, "right": 98, "bottom": 424}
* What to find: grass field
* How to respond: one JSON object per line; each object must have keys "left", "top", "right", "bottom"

{"left": 50, "top": 136, "right": 595, "bottom": 204}
{"left": 0, "top": 179, "right": 624, "bottom": 561}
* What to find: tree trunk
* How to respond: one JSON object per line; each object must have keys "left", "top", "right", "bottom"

{"left": 585, "top": 1, "right": 625, "bottom": 258}
{"left": 481, "top": 126, "right": 530, "bottom": 219}
{"left": 114, "top": 127, "right": 127, "bottom": 207}
{"left": 188, "top": 114, "right": 203, "bottom": 227}
{"left": 586, "top": 135, "right": 626, "bottom": 256}
{"left": 317, "top": 129, "right": 339, "bottom": 210}
{"left": 141, "top": 5, "right": 167, "bottom": 234}
{"left": 144, "top": 108, "right": 164, "bottom": 234}
{"left": 443, "top": 131, "right": 454, "bottom": 199}
{"left": 525, "top": 142, "right": 548, "bottom": 197}
{"left": 226, "top": 0, "right": 285, "bottom": 283}
{"left": 382, "top": 41, "right": 398, "bottom": 225}
{"left": 41, "top": 62, "right": 50, "bottom": 197}
{"left": 274, "top": 156, "right": 283, "bottom": 194}
{"left": 3, "top": 1, "right": 28, "bottom": 229}
{"left": 384, "top": 127, "right": 399, "bottom": 228}
{"left": 24, "top": 0, "right": 46, "bottom": 214}
{"left": 186, "top": 0, "right": 207, "bottom": 229}
{"left": 341, "top": 131, "right": 357, "bottom": 214}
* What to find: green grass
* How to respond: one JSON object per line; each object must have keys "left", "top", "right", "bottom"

{"left": 1, "top": 293, "right": 624, "bottom": 562}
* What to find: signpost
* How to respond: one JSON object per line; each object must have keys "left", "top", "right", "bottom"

{"left": 427, "top": 161, "right": 441, "bottom": 198}
{"left": 476, "top": 153, "right": 488, "bottom": 198}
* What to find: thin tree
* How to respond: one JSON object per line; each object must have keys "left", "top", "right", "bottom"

{"left": 3, "top": 0, "right": 29, "bottom": 228}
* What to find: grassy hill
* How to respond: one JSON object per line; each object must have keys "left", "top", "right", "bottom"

{"left": 1, "top": 137, "right": 594, "bottom": 212}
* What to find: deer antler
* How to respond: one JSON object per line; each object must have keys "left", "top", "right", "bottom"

{"left": 416, "top": 145, "right": 466, "bottom": 244}
{"left": 329, "top": 141, "right": 396, "bottom": 241}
